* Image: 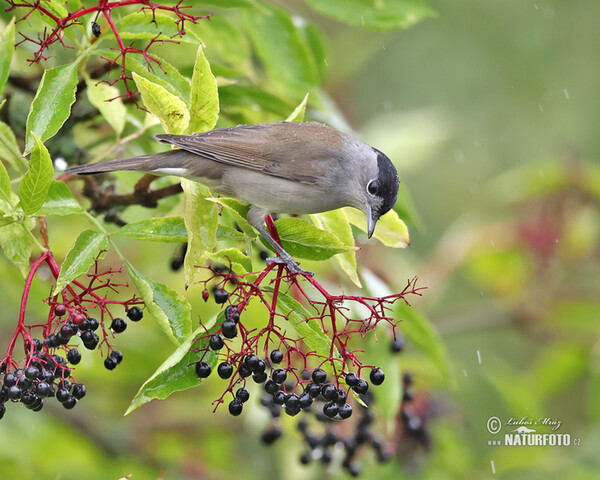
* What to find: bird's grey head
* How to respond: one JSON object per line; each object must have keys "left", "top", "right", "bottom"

{"left": 362, "top": 148, "right": 399, "bottom": 238}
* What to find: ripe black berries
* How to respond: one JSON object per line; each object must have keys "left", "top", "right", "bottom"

{"left": 312, "top": 368, "right": 326, "bottom": 384}
{"left": 195, "top": 362, "right": 211, "bottom": 379}
{"left": 213, "top": 288, "right": 229, "bottom": 304}
{"left": 217, "top": 361, "right": 233, "bottom": 379}
{"left": 270, "top": 349, "right": 284, "bottom": 364}
{"left": 209, "top": 334, "right": 224, "bottom": 351}
{"left": 369, "top": 368, "right": 385, "bottom": 386}
{"left": 110, "top": 317, "right": 127, "bottom": 333}
{"left": 127, "top": 306, "right": 143, "bottom": 322}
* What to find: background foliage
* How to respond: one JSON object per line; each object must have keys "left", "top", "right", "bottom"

{"left": 1, "top": 0, "right": 600, "bottom": 479}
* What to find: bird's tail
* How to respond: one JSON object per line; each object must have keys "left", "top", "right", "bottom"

{"left": 66, "top": 150, "right": 189, "bottom": 175}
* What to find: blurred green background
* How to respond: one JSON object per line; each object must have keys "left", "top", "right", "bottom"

{"left": 2, "top": 0, "right": 600, "bottom": 479}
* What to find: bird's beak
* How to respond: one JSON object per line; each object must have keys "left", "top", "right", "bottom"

{"left": 367, "top": 207, "right": 378, "bottom": 239}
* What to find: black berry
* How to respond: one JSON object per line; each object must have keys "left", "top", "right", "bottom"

{"left": 353, "top": 378, "right": 369, "bottom": 394}
{"left": 221, "top": 320, "right": 237, "bottom": 339}
{"left": 209, "top": 334, "right": 224, "bottom": 350}
{"left": 323, "top": 402, "right": 339, "bottom": 418}
{"left": 67, "top": 348, "right": 81, "bottom": 365}
{"left": 270, "top": 349, "right": 284, "bottom": 364}
{"left": 87, "top": 318, "right": 99, "bottom": 331}
{"left": 312, "top": 368, "right": 326, "bottom": 384}
{"left": 213, "top": 289, "right": 229, "bottom": 304}
{"left": 110, "top": 350, "right": 123, "bottom": 364}
{"left": 72, "top": 383, "right": 86, "bottom": 399}
{"left": 25, "top": 366, "right": 40, "bottom": 380}
{"left": 127, "top": 307, "right": 143, "bottom": 322}
{"left": 229, "top": 399, "right": 243, "bottom": 416}
{"left": 369, "top": 368, "right": 385, "bottom": 386}
{"left": 264, "top": 379, "right": 278, "bottom": 395}
{"left": 91, "top": 21, "right": 101, "bottom": 37}
{"left": 217, "top": 362, "right": 233, "bottom": 379}
{"left": 104, "top": 356, "right": 117, "bottom": 370}
{"left": 345, "top": 372, "right": 359, "bottom": 387}
{"left": 110, "top": 317, "right": 127, "bottom": 334}
{"left": 195, "top": 361, "right": 211, "bottom": 378}
{"left": 236, "top": 387, "right": 250, "bottom": 403}
{"left": 321, "top": 384, "right": 337, "bottom": 401}
{"left": 271, "top": 369, "right": 287, "bottom": 384}
{"left": 338, "top": 403, "right": 353, "bottom": 419}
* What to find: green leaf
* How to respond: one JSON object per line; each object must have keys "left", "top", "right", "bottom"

{"left": 25, "top": 63, "right": 79, "bottom": 154}
{"left": 219, "top": 85, "right": 294, "bottom": 119}
{"left": 188, "top": 44, "right": 219, "bottom": 134}
{"left": 0, "top": 18, "right": 15, "bottom": 97}
{"left": 0, "top": 222, "right": 32, "bottom": 276}
{"left": 286, "top": 92, "right": 310, "bottom": 122}
{"left": 124, "top": 259, "right": 192, "bottom": 345}
{"left": 18, "top": 134, "right": 54, "bottom": 215}
{"left": 85, "top": 79, "right": 126, "bottom": 135}
{"left": 126, "top": 54, "right": 191, "bottom": 104}
{"left": 132, "top": 72, "right": 190, "bottom": 135}
{"left": 0, "top": 215, "right": 16, "bottom": 227}
{"left": 272, "top": 217, "right": 352, "bottom": 261}
{"left": 118, "top": 216, "right": 187, "bottom": 242}
{"left": 125, "top": 315, "right": 220, "bottom": 415}
{"left": 311, "top": 209, "right": 360, "bottom": 286}
{"left": 113, "top": 12, "right": 199, "bottom": 43}
{"left": 343, "top": 207, "right": 410, "bottom": 248}
{"left": 0, "top": 159, "right": 10, "bottom": 203}
{"left": 205, "top": 197, "right": 256, "bottom": 238}
{"left": 0, "top": 121, "right": 23, "bottom": 171}
{"left": 242, "top": 5, "right": 319, "bottom": 98}
{"left": 36, "top": 181, "right": 84, "bottom": 216}
{"left": 54, "top": 230, "right": 108, "bottom": 295}
{"left": 181, "top": 179, "right": 219, "bottom": 286}
{"left": 303, "top": 0, "right": 435, "bottom": 31}
{"left": 206, "top": 248, "right": 252, "bottom": 274}
{"left": 396, "top": 302, "right": 453, "bottom": 384}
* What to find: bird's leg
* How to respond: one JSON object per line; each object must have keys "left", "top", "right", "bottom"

{"left": 257, "top": 226, "right": 313, "bottom": 276}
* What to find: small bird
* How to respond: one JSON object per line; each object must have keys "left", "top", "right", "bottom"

{"left": 67, "top": 122, "right": 399, "bottom": 273}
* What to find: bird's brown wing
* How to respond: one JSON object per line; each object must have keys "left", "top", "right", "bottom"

{"left": 156, "top": 122, "right": 344, "bottom": 184}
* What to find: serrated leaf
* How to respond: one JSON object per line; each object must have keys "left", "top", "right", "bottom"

{"left": 125, "top": 315, "right": 220, "bottom": 415}
{"left": 127, "top": 55, "right": 191, "bottom": 103}
{"left": 37, "top": 181, "right": 84, "bottom": 216}
{"left": 0, "top": 222, "right": 32, "bottom": 276}
{"left": 0, "top": 121, "right": 23, "bottom": 171}
{"left": 181, "top": 179, "right": 219, "bottom": 286}
{"left": 124, "top": 259, "right": 192, "bottom": 344}
{"left": 343, "top": 207, "right": 410, "bottom": 248}
{"left": 18, "top": 134, "right": 54, "bottom": 215}
{"left": 54, "top": 230, "right": 108, "bottom": 295}
{"left": 206, "top": 248, "right": 252, "bottom": 274}
{"left": 132, "top": 72, "right": 190, "bottom": 135}
{"left": 188, "top": 44, "right": 219, "bottom": 134}
{"left": 304, "top": 0, "right": 435, "bottom": 31}
{"left": 311, "top": 209, "right": 360, "bottom": 286}
{"left": 286, "top": 92, "right": 309, "bottom": 122}
{"left": 242, "top": 5, "right": 319, "bottom": 98}
{"left": 86, "top": 79, "right": 126, "bottom": 135}
{"left": 272, "top": 217, "right": 352, "bottom": 261}
{"left": 25, "top": 63, "right": 78, "bottom": 154}
{"left": 0, "top": 18, "right": 15, "bottom": 97}
{"left": 0, "top": 159, "right": 10, "bottom": 203}
{"left": 118, "top": 216, "right": 187, "bottom": 242}
{"left": 396, "top": 302, "right": 453, "bottom": 384}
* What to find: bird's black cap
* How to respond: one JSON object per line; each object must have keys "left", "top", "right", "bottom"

{"left": 373, "top": 148, "right": 399, "bottom": 217}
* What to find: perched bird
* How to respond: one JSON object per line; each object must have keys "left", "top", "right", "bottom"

{"left": 67, "top": 122, "right": 399, "bottom": 273}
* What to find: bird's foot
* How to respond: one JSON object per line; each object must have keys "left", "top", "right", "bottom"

{"left": 266, "top": 255, "right": 313, "bottom": 276}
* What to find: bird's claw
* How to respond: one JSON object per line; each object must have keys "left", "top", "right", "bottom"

{"left": 266, "top": 256, "right": 313, "bottom": 276}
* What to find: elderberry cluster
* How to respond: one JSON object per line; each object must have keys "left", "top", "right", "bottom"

{"left": 194, "top": 288, "right": 387, "bottom": 420}
{"left": 0, "top": 306, "right": 144, "bottom": 420}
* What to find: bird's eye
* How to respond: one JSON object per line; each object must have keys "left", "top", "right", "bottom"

{"left": 367, "top": 180, "right": 379, "bottom": 196}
